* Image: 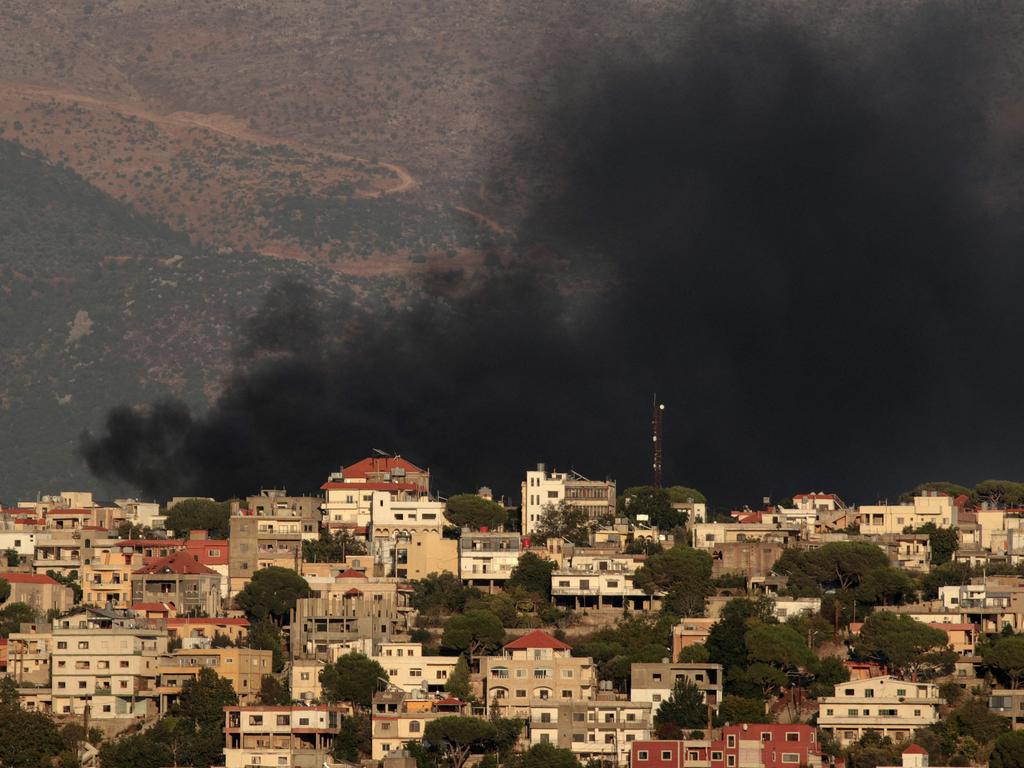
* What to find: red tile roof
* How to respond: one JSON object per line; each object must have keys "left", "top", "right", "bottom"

{"left": 335, "top": 569, "right": 367, "bottom": 580}
{"left": 0, "top": 573, "right": 59, "bottom": 585}
{"left": 503, "top": 629, "right": 571, "bottom": 651}
{"left": 343, "top": 588, "right": 363, "bottom": 597}
{"left": 321, "top": 481, "right": 418, "bottom": 491}
{"left": 903, "top": 745, "right": 928, "bottom": 755}
{"left": 133, "top": 550, "right": 218, "bottom": 576}
{"left": 342, "top": 456, "right": 425, "bottom": 478}
{"left": 118, "top": 539, "right": 187, "bottom": 548}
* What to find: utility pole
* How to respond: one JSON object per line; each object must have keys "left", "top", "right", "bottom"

{"left": 652, "top": 396, "right": 665, "bottom": 489}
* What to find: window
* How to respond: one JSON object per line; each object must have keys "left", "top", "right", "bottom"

{"left": 562, "top": 670, "right": 574, "bottom": 679}
{"left": 844, "top": 689, "right": 854, "bottom": 696}
{"left": 662, "top": 752, "right": 672, "bottom": 760}
{"left": 57, "top": 642, "right": 67, "bottom": 650}
{"left": 786, "top": 733, "right": 800, "bottom": 742}
{"left": 515, "top": 690, "right": 527, "bottom": 698}
{"left": 914, "top": 709, "right": 922, "bottom": 717}
{"left": 249, "top": 715, "right": 263, "bottom": 725}
{"left": 410, "top": 722, "right": 421, "bottom": 733}
{"left": 276, "top": 715, "right": 290, "bottom": 726}
{"left": 897, "top": 689, "right": 907, "bottom": 697}
{"left": 562, "top": 690, "right": 573, "bottom": 698}
{"left": 879, "top": 709, "right": 898, "bottom": 717}
{"left": 638, "top": 751, "right": 649, "bottom": 761}
{"left": 573, "top": 713, "right": 585, "bottom": 722}
{"left": 727, "top": 735, "right": 736, "bottom": 748}
{"left": 712, "top": 753, "right": 723, "bottom": 761}
{"left": 826, "top": 709, "right": 834, "bottom": 716}
{"left": 847, "top": 709, "right": 859, "bottom": 717}
{"left": 865, "top": 689, "right": 875, "bottom": 698}
{"left": 300, "top": 673, "right": 309, "bottom": 681}
{"left": 120, "top": 661, "right": 129, "bottom": 668}
{"left": 572, "top": 734, "right": 585, "bottom": 743}
{"left": 782, "top": 755, "right": 800, "bottom": 764}
{"left": 410, "top": 669, "right": 422, "bottom": 678}
{"left": 727, "top": 757, "right": 736, "bottom": 767}
{"left": 540, "top": 712, "right": 552, "bottom": 723}
{"left": 762, "top": 733, "right": 772, "bottom": 742}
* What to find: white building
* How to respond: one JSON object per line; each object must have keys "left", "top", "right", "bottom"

{"left": 859, "top": 493, "right": 958, "bottom": 536}
{"left": 817, "top": 676, "right": 941, "bottom": 745}
{"left": 521, "top": 463, "right": 616, "bottom": 537}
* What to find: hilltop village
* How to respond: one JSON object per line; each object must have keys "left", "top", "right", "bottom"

{"left": 1, "top": 458, "right": 1023, "bottom": 768}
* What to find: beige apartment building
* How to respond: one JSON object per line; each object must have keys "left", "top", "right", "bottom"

{"left": 292, "top": 592, "right": 415, "bottom": 659}
{"left": 372, "top": 529, "right": 458, "bottom": 580}
{"left": 81, "top": 547, "right": 140, "bottom": 608}
{"left": 371, "top": 691, "right": 469, "bottom": 760}
{"left": 6, "top": 621, "right": 54, "bottom": 685}
{"left": 858, "top": 493, "right": 958, "bottom": 536}
{"left": 290, "top": 658, "right": 326, "bottom": 702}
{"left": 156, "top": 647, "right": 273, "bottom": 710}
{"left": 459, "top": 529, "right": 523, "bottom": 590}
{"left": 0, "top": 572, "right": 75, "bottom": 614}
{"left": 521, "top": 463, "right": 616, "bottom": 537}
{"left": 528, "top": 699, "right": 653, "bottom": 767}
{"left": 551, "top": 553, "right": 658, "bottom": 610}
{"left": 48, "top": 608, "right": 168, "bottom": 720}
{"left": 817, "top": 676, "right": 941, "bottom": 745}
{"left": 629, "top": 662, "right": 724, "bottom": 711}
{"left": 224, "top": 704, "right": 351, "bottom": 768}
{"left": 989, "top": 689, "right": 1024, "bottom": 729}
{"left": 479, "top": 630, "right": 596, "bottom": 717}
{"left": 228, "top": 508, "right": 304, "bottom": 593}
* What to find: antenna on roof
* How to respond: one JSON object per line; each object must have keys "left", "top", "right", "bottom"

{"left": 372, "top": 448, "right": 392, "bottom": 457}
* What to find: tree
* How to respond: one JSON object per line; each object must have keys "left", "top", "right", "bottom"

{"left": 911, "top": 523, "right": 959, "bottom": 566}
{"left": 976, "top": 480, "right": 1024, "bottom": 507}
{"left": 533, "top": 502, "right": 594, "bottom": 545}
{"left": 446, "top": 655, "right": 472, "bottom": 700}
{"left": 116, "top": 521, "right": 153, "bottom": 540}
{"left": 259, "top": 675, "right": 290, "bottom": 705}
{"left": 573, "top": 615, "right": 674, "bottom": 691}
{"left": 0, "top": 602, "right": 36, "bottom": 638}
{"left": 235, "top": 566, "right": 311, "bottom": 623}
{"left": 423, "top": 717, "right": 497, "bottom": 768}
{"left": 900, "top": 482, "right": 972, "bottom": 503}
{"left": 745, "top": 623, "right": 815, "bottom": 680}
{"left": 302, "top": 530, "right": 366, "bottom": 562}
{"left": 734, "top": 662, "right": 788, "bottom": 699}
{"left": 506, "top": 742, "right": 582, "bottom": 768}
{"left": 320, "top": 652, "right": 387, "bottom": 709}
{"left": 99, "top": 731, "right": 172, "bottom": 768}
{"left": 248, "top": 617, "right": 285, "bottom": 672}
{"left": 654, "top": 677, "right": 707, "bottom": 738}
{"left": 332, "top": 714, "right": 371, "bottom": 762}
{"left": 507, "top": 552, "right": 556, "bottom": 599}
{"left": 0, "top": 577, "right": 8, "bottom": 603}
{"left": 0, "top": 690, "right": 66, "bottom": 768}
{"left": 441, "top": 610, "right": 505, "bottom": 655}
{"left": 665, "top": 486, "right": 707, "bottom": 504}
{"left": 2, "top": 549, "right": 18, "bottom": 567}
{"left": 619, "top": 487, "right": 685, "bottom": 530}
{"left": 175, "top": 666, "right": 239, "bottom": 727}
{"left": 164, "top": 498, "right": 231, "bottom": 538}
{"left": 677, "top": 644, "right": 710, "bottom": 662}
{"left": 854, "top": 567, "right": 915, "bottom": 606}
{"left": 46, "top": 570, "right": 82, "bottom": 604}
{"left": 808, "top": 655, "right": 850, "bottom": 698}
{"left": 445, "top": 494, "right": 508, "bottom": 530}
{"left": 773, "top": 542, "right": 889, "bottom": 595}
{"left": 990, "top": 730, "right": 1024, "bottom": 768}
{"left": 983, "top": 635, "right": 1024, "bottom": 688}
{"left": 411, "top": 572, "right": 480, "bottom": 616}
{"left": 706, "top": 597, "right": 775, "bottom": 675}
{"left": 633, "top": 545, "right": 712, "bottom": 616}
{"left": 715, "top": 695, "right": 772, "bottom": 725}
{"left": 854, "top": 613, "right": 953, "bottom": 680}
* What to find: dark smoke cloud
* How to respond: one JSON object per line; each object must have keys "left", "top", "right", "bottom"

{"left": 81, "top": 3, "right": 1024, "bottom": 507}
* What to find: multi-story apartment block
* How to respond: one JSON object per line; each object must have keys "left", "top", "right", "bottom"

{"left": 6, "top": 621, "right": 54, "bottom": 685}
{"left": 113, "top": 499, "right": 165, "bottom": 530}
{"left": 989, "top": 688, "right": 1024, "bottom": 729}
{"left": 224, "top": 704, "right": 351, "bottom": 768}
{"left": 166, "top": 616, "right": 251, "bottom": 648}
{"left": 229, "top": 508, "right": 303, "bottom": 593}
{"left": 938, "top": 576, "right": 1024, "bottom": 632}
{"left": 459, "top": 529, "right": 523, "bottom": 590}
{"left": 479, "top": 630, "right": 596, "bottom": 717}
{"left": 528, "top": 699, "right": 652, "bottom": 766}
{"left": 156, "top": 648, "right": 273, "bottom": 710}
{"left": 245, "top": 490, "right": 321, "bottom": 541}
{"left": 131, "top": 550, "right": 223, "bottom": 616}
{"left": 817, "top": 676, "right": 941, "bottom": 744}
{"left": 0, "top": 572, "right": 75, "bottom": 614}
{"left": 81, "top": 547, "right": 141, "bottom": 608}
{"left": 32, "top": 530, "right": 85, "bottom": 580}
{"left": 372, "top": 529, "right": 458, "bottom": 580}
{"left": 880, "top": 534, "right": 931, "bottom": 572}
{"left": 47, "top": 608, "right": 168, "bottom": 720}
{"left": 629, "top": 662, "right": 724, "bottom": 711}
{"left": 342, "top": 456, "right": 431, "bottom": 495}
{"left": 371, "top": 691, "right": 468, "bottom": 760}
{"left": 632, "top": 724, "right": 823, "bottom": 768}
{"left": 691, "top": 522, "right": 802, "bottom": 552}
{"left": 858, "top": 492, "right": 959, "bottom": 536}
{"left": 374, "top": 642, "right": 457, "bottom": 693}
{"left": 292, "top": 592, "right": 415, "bottom": 659}
{"left": 290, "top": 658, "right": 325, "bottom": 702}
{"left": 551, "top": 553, "right": 657, "bottom": 610}
{"left": 521, "top": 463, "right": 616, "bottom": 537}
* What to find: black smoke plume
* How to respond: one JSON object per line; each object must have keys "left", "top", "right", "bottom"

{"left": 81, "top": 4, "right": 1024, "bottom": 506}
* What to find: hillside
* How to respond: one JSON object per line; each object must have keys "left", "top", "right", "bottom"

{"left": 0, "top": 140, "right": 364, "bottom": 500}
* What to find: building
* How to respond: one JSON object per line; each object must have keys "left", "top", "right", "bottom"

{"left": 166, "top": 617, "right": 251, "bottom": 648}
{"left": 156, "top": 647, "right": 273, "bottom": 710}
{"left": 224, "top": 704, "right": 351, "bottom": 768}
{"left": 292, "top": 592, "right": 415, "bottom": 660}
{"left": 632, "top": 724, "right": 823, "bottom": 768}
{"left": 817, "top": 676, "right": 941, "bottom": 745}
{"left": 341, "top": 456, "right": 431, "bottom": 495}
{"left": 672, "top": 619, "right": 716, "bottom": 661}
{"left": 371, "top": 691, "right": 468, "bottom": 760}
{"left": 480, "top": 630, "right": 597, "bottom": 717}
{"left": 0, "top": 572, "right": 75, "bottom": 614}
{"left": 879, "top": 745, "right": 931, "bottom": 768}
{"left": 528, "top": 699, "right": 652, "bottom": 766}
{"left": 131, "top": 550, "right": 222, "bottom": 616}
{"left": 374, "top": 642, "right": 458, "bottom": 693}
{"left": 460, "top": 529, "right": 523, "bottom": 590}
{"left": 81, "top": 545, "right": 141, "bottom": 608}
{"left": 938, "top": 576, "right": 1024, "bottom": 633}
{"left": 629, "top": 662, "right": 723, "bottom": 711}
{"left": 228, "top": 507, "right": 303, "bottom": 594}
{"left": 372, "top": 529, "right": 458, "bottom": 580}
{"left": 551, "top": 552, "right": 658, "bottom": 610}
{"left": 521, "top": 464, "right": 616, "bottom": 537}
{"left": 290, "top": 658, "right": 326, "bottom": 702}
{"left": 48, "top": 608, "right": 168, "bottom": 720}
{"left": 880, "top": 534, "right": 931, "bottom": 573}
{"left": 245, "top": 490, "right": 321, "bottom": 541}
{"left": 858, "top": 493, "right": 959, "bottom": 537}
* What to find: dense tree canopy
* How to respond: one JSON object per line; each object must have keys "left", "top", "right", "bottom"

{"left": 423, "top": 716, "right": 497, "bottom": 768}
{"left": 982, "top": 635, "right": 1024, "bottom": 688}
{"left": 411, "top": 572, "right": 481, "bottom": 616}
{"left": 302, "top": 530, "right": 366, "bottom": 561}
{"left": 773, "top": 542, "right": 890, "bottom": 595}
{"left": 321, "top": 653, "right": 388, "bottom": 708}
{"left": 445, "top": 494, "right": 509, "bottom": 530}
{"left": 853, "top": 613, "right": 953, "bottom": 680}
{"left": 533, "top": 502, "right": 596, "bottom": 545}
{"left": 716, "top": 694, "right": 772, "bottom": 725}
{"left": 235, "top": 566, "right": 311, "bottom": 623}
{"left": 446, "top": 655, "right": 472, "bottom": 700}
{"left": 655, "top": 677, "right": 708, "bottom": 737}
{"left": 0, "top": 602, "right": 36, "bottom": 638}
{"left": 706, "top": 598, "right": 775, "bottom": 674}
{"left": 0, "top": 577, "right": 8, "bottom": 603}
{"left": 164, "top": 498, "right": 231, "bottom": 538}
{"left": 507, "top": 552, "right": 556, "bottom": 599}
{"left": 633, "top": 544, "right": 712, "bottom": 616}
{"left": 619, "top": 486, "right": 686, "bottom": 530}
{"left": 506, "top": 742, "right": 583, "bottom": 768}
{"left": 441, "top": 609, "right": 505, "bottom": 655}
{"left": 248, "top": 617, "right": 285, "bottom": 672}
{"left": 574, "top": 616, "right": 674, "bottom": 691}
{"left": 990, "top": 731, "right": 1024, "bottom": 768}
